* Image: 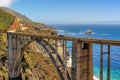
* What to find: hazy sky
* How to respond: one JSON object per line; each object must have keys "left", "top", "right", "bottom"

{"left": 1, "top": 0, "right": 120, "bottom": 24}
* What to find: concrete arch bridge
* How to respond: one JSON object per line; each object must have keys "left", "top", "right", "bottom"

{"left": 7, "top": 32, "right": 120, "bottom": 80}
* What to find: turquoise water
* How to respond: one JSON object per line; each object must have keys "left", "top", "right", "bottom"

{"left": 51, "top": 24, "right": 120, "bottom": 80}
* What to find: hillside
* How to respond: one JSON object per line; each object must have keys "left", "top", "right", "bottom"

{"left": 0, "top": 8, "right": 15, "bottom": 32}
{"left": 0, "top": 7, "right": 59, "bottom": 80}
{"left": 0, "top": 7, "right": 32, "bottom": 23}
{"left": 0, "top": 7, "right": 55, "bottom": 30}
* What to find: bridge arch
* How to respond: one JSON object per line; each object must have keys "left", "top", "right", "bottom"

{"left": 7, "top": 33, "right": 70, "bottom": 80}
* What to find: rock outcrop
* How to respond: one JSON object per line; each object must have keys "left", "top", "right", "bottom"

{"left": 85, "top": 29, "right": 92, "bottom": 34}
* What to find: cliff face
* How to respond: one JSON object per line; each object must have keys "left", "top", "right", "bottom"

{"left": 8, "top": 18, "right": 21, "bottom": 32}
{"left": 0, "top": 7, "right": 60, "bottom": 80}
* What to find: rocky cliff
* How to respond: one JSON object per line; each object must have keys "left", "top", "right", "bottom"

{"left": 0, "top": 7, "right": 60, "bottom": 80}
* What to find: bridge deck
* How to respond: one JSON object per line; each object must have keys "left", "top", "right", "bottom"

{"left": 8, "top": 32, "right": 120, "bottom": 46}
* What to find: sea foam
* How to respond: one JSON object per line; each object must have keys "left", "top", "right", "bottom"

{"left": 93, "top": 76, "right": 99, "bottom": 80}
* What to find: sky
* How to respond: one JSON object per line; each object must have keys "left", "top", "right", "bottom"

{"left": 0, "top": 0, "right": 120, "bottom": 24}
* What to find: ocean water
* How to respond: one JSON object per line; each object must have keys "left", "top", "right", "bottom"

{"left": 51, "top": 24, "right": 120, "bottom": 80}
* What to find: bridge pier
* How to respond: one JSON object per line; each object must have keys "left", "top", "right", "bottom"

{"left": 7, "top": 33, "right": 22, "bottom": 79}
{"left": 72, "top": 40, "right": 93, "bottom": 80}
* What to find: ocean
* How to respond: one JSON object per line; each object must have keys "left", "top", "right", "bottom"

{"left": 51, "top": 24, "right": 120, "bottom": 80}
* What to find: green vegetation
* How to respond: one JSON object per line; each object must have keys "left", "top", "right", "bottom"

{"left": 0, "top": 33, "right": 7, "bottom": 58}
{"left": 0, "top": 33, "right": 8, "bottom": 80}
{"left": 0, "top": 8, "right": 15, "bottom": 32}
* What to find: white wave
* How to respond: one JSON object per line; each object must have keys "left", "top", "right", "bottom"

{"left": 57, "top": 29, "right": 66, "bottom": 35}
{"left": 92, "top": 32, "right": 97, "bottom": 34}
{"left": 57, "top": 29, "right": 98, "bottom": 37}
{"left": 58, "top": 32, "right": 66, "bottom": 35}
{"left": 57, "top": 30, "right": 65, "bottom": 33}
{"left": 67, "top": 32, "right": 77, "bottom": 36}
{"left": 93, "top": 76, "right": 99, "bottom": 80}
{"left": 57, "top": 29, "right": 79, "bottom": 36}
{"left": 79, "top": 31, "right": 97, "bottom": 35}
